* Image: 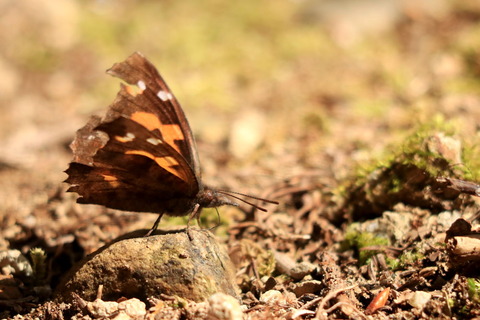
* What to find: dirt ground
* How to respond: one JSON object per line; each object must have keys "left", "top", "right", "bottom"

{"left": 2, "top": 1, "right": 480, "bottom": 319}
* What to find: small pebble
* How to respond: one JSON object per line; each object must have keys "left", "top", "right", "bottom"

{"left": 408, "top": 291, "right": 431, "bottom": 309}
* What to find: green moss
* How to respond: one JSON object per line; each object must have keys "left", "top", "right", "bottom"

{"left": 302, "top": 111, "right": 327, "bottom": 133}
{"left": 352, "top": 98, "right": 391, "bottom": 118}
{"left": 385, "top": 115, "right": 457, "bottom": 173}
{"left": 467, "top": 278, "right": 480, "bottom": 303}
{"left": 388, "top": 113, "right": 480, "bottom": 181}
{"left": 29, "top": 247, "right": 47, "bottom": 285}
{"left": 447, "top": 298, "right": 455, "bottom": 309}
{"left": 239, "top": 239, "right": 276, "bottom": 278}
{"left": 343, "top": 226, "right": 390, "bottom": 265}
{"left": 375, "top": 248, "right": 424, "bottom": 271}
{"left": 340, "top": 114, "right": 478, "bottom": 220}
{"left": 462, "top": 141, "right": 480, "bottom": 180}
{"left": 386, "top": 250, "right": 424, "bottom": 271}
{"left": 385, "top": 257, "right": 400, "bottom": 270}
{"left": 352, "top": 114, "right": 460, "bottom": 187}
{"left": 257, "top": 249, "right": 276, "bottom": 278}
{"left": 166, "top": 295, "right": 188, "bottom": 308}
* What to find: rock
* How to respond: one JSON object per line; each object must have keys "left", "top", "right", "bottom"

{"left": 426, "top": 133, "right": 461, "bottom": 165}
{"left": 408, "top": 291, "right": 431, "bottom": 309}
{"left": 86, "top": 299, "right": 120, "bottom": 318}
{"left": 118, "top": 298, "right": 147, "bottom": 317}
{"left": 259, "top": 290, "right": 284, "bottom": 304}
{"left": 0, "top": 249, "right": 33, "bottom": 276}
{"left": 82, "top": 297, "right": 147, "bottom": 318}
{"left": 208, "top": 293, "right": 243, "bottom": 320}
{"left": 273, "top": 251, "right": 316, "bottom": 281}
{"left": 291, "top": 280, "right": 323, "bottom": 297}
{"left": 55, "top": 229, "right": 240, "bottom": 302}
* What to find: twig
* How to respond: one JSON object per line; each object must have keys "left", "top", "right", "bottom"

{"left": 324, "top": 302, "right": 366, "bottom": 320}
{"left": 314, "top": 284, "right": 357, "bottom": 320}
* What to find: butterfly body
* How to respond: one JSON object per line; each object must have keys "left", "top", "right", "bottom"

{"left": 65, "top": 52, "right": 276, "bottom": 232}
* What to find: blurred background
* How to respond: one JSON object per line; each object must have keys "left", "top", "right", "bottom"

{"left": 0, "top": 0, "right": 479, "bottom": 232}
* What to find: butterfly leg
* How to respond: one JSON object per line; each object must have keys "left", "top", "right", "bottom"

{"left": 187, "top": 203, "right": 201, "bottom": 229}
{"left": 145, "top": 212, "right": 164, "bottom": 237}
{"left": 186, "top": 204, "right": 201, "bottom": 241}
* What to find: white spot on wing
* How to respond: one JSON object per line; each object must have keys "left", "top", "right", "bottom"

{"left": 115, "top": 132, "right": 135, "bottom": 142}
{"left": 137, "top": 80, "right": 146, "bottom": 91}
{"left": 157, "top": 90, "right": 172, "bottom": 101}
{"left": 146, "top": 137, "right": 163, "bottom": 145}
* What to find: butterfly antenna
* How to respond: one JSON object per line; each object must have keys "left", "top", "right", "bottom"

{"left": 218, "top": 192, "right": 267, "bottom": 212}
{"left": 217, "top": 190, "right": 279, "bottom": 212}
{"left": 217, "top": 189, "right": 279, "bottom": 204}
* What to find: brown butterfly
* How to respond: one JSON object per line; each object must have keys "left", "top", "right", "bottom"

{"left": 65, "top": 52, "right": 278, "bottom": 235}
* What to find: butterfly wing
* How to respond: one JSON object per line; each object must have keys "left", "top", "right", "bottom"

{"left": 65, "top": 53, "right": 201, "bottom": 214}
{"left": 106, "top": 52, "right": 201, "bottom": 178}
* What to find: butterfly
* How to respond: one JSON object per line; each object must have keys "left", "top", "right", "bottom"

{"left": 65, "top": 52, "right": 278, "bottom": 235}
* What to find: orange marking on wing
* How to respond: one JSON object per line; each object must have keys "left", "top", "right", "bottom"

{"left": 154, "top": 156, "right": 184, "bottom": 178}
{"left": 160, "top": 124, "right": 183, "bottom": 153}
{"left": 130, "top": 112, "right": 184, "bottom": 154}
{"left": 125, "top": 150, "right": 154, "bottom": 158}
{"left": 125, "top": 150, "right": 186, "bottom": 180}
{"left": 101, "top": 174, "right": 120, "bottom": 187}
{"left": 131, "top": 111, "right": 162, "bottom": 131}
{"left": 102, "top": 174, "right": 117, "bottom": 181}
{"left": 125, "top": 85, "right": 139, "bottom": 96}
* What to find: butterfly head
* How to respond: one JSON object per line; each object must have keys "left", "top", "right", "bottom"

{"left": 197, "top": 186, "right": 239, "bottom": 209}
